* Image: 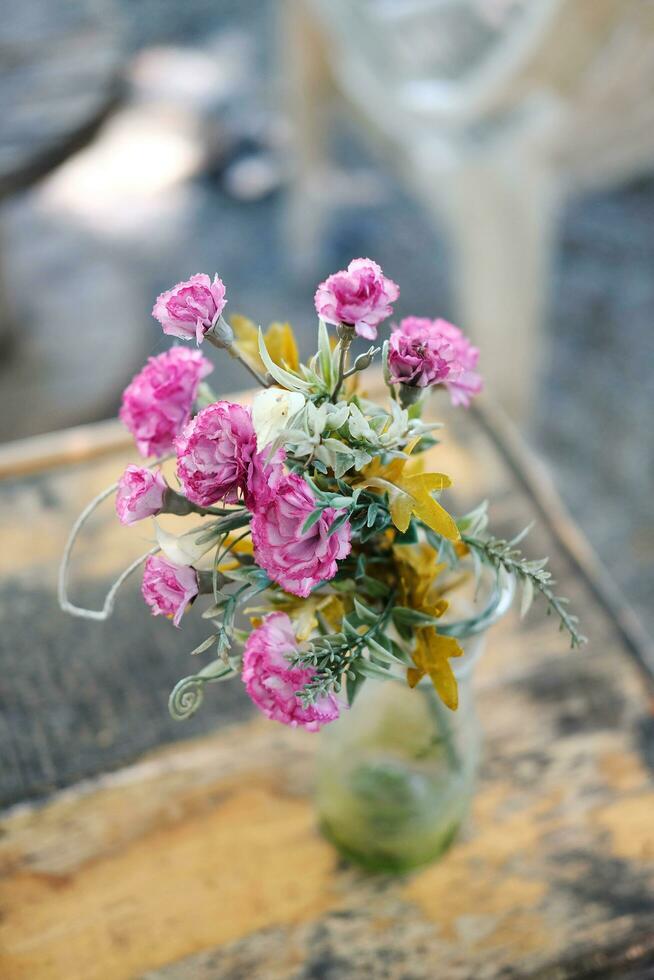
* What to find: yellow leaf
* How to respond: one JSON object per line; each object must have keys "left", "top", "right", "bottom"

{"left": 265, "top": 321, "right": 300, "bottom": 372}
{"left": 393, "top": 542, "right": 449, "bottom": 617}
{"left": 293, "top": 593, "right": 344, "bottom": 640}
{"left": 230, "top": 314, "right": 260, "bottom": 368}
{"left": 358, "top": 438, "right": 459, "bottom": 541}
{"left": 244, "top": 593, "right": 345, "bottom": 642}
{"left": 230, "top": 315, "right": 299, "bottom": 374}
{"left": 402, "top": 474, "right": 460, "bottom": 540}
{"left": 388, "top": 489, "right": 414, "bottom": 533}
{"left": 408, "top": 630, "right": 463, "bottom": 710}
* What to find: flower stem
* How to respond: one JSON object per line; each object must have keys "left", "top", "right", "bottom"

{"left": 424, "top": 688, "right": 460, "bottom": 772}
{"left": 204, "top": 331, "right": 269, "bottom": 388}
{"left": 331, "top": 323, "right": 356, "bottom": 402}
{"left": 163, "top": 488, "right": 240, "bottom": 518}
{"left": 229, "top": 346, "right": 270, "bottom": 388}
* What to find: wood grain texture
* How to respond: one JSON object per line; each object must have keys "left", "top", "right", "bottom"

{"left": 1, "top": 386, "right": 653, "bottom": 978}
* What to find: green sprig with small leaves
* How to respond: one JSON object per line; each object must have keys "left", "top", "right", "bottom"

{"left": 462, "top": 533, "right": 587, "bottom": 648}
{"left": 291, "top": 589, "right": 401, "bottom": 706}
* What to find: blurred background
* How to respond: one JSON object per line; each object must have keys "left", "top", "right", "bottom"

{"left": 1, "top": 0, "right": 652, "bottom": 637}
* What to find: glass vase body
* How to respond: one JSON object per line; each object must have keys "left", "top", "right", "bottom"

{"left": 315, "top": 574, "right": 513, "bottom": 872}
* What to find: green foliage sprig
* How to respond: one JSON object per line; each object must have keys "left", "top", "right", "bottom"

{"left": 290, "top": 589, "right": 403, "bottom": 706}
{"left": 462, "top": 533, "right": 587, "bottom": 648}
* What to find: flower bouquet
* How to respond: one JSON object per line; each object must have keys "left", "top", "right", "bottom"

{"left": 60, "top": 258, "right": 584, "bottom": 870}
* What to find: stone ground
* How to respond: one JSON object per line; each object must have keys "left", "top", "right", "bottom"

{"left": 1, "top": 0, "right": 652, "bottom": 630}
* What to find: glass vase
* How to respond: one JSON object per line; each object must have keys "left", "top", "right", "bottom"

{"left": 315, "top": 572, "right": 514, "bottom": 872}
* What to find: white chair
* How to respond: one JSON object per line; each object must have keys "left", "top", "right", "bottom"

{"left": 282, "top": 0, "right": 654, "bottom": 416}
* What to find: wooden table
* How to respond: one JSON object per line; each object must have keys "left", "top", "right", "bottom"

{"left": 1, "top": 386, "right": 653, "bottom": 979}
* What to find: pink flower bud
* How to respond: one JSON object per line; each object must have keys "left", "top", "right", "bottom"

{"left": 388, "top": 317, "right": 458, "bottom": 388}
{"left": 115, "top": 465, "right": 167, "bottom": 526}
{"left": 314, "top": 258, "right": 399, "bottom": 340}
{"left": 152, "top": 274, "right": 227, "bottom": 344}
{"left": 388, "top": 317, "right": 483, "bottom": 406}
{"left": 141, "top": 555, "right": 198, "bottom": 628}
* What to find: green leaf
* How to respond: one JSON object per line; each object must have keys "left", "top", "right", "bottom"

{"left": 324, "top": 494, "right": 353, "bottom": 509}
{"left": 353, "top": 598, "right": 379, "bottom": 626}
{"left": 342, "top": 616, "right": 362, "bottom": 642}
{"left": 327, "top": 511, "right": 351, "bottom": 538}
{"left": 456, "top": 501, "right": 489, "bottom": 535}
{"left": 258, "top": 328, "right": 312, "bottom": 392}
{"left": 189, "top": 635, "right": 218, "bottom": 656}
{"left": 381, "top": 338, "right": 391, "bottom": 387}
{"left": 510, "top": 522, "right": 534, "bottom": 547}
{"left": 197, "top": 660, "right": 236, "bottom": 681}
{"left": 318, "top": 319, "right": 332, "bottom": 383}
{"left": 357, "top": 660, "right": 393, "bottom": 680}
{"left": 392, "top": 606, "right": 442, "bottom": 627}
{"left": 201, "top": 599, "right": 228, "bottom": 619}
{"left": 390, "top": 640, "right": 413, "bottom": 664}
{"left": 359, "top": 575, "right": 389, "bottom": 598}
{"left": 195, "top": 525, "right": 224, "bottom": 546}
{"left": 346, "top": 669, "right": 365, "bottom": 706}
{"left": 394, "top": 522, "right": 418, "bottom": 544}
{"left": 303, "top": 473, "right": 330, "bottom": 500}
{"left": 520, "top": 576, "right": 534, "bottom": 618}
{"left": 334, "top": 453, "right": 356, "bottom": 479}
{"left": 301, "top": 509, "right": 324, "bottom": 534}
{"left": 365, "top": 636, "right": 405, "bottom": 666}
{"left": 349, "top": 511, "right": 368, "bottom": 532}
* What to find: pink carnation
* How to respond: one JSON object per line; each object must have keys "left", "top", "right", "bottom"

{"left": 436, "top": 320, "right": 483, "bottom": 407}
{"left": 314, "top": 257, "right": 399, "bottom": 340}
{"left": 388, "top": 316, "right": 460, "bottom": 388}
{"left": 141, "top": 555, "right": 198, "bottom": 627}
{"left": 242, "top": 612, "right": 340, "bottom": 731}
{"left": 251, "top": 473, "right": 351, "bottom": 597}
{"left": 152, "top": 273, "right": 227, "bottom": 344}
{"left": 119, "top": 348, "right": 212, "bottom": 458}
{"left": 115, "top": 465, "right": 167, "bottom": 525}
{"left": 244, "top": 446, "right": 286, "bottom": 511}
{"left": 388, "top": 317, "right": 482, "bottom": 406}
{"left": 176, "top": 401, "right": 257, "bottom": 507}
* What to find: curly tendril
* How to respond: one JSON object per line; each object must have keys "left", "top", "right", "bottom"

{"left": 168, "top": 675, "right": 205, "bottom": 720}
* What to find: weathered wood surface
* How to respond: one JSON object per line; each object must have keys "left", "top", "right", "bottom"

{"left": 1, "top": 387, "right": 653, "bottom": 979}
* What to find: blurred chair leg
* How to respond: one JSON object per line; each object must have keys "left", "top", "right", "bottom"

{"left": 417, "top": 156, "right": 559, "bottom": 420}
{"left": 280, "top": 0, "right": 336, "bottom": 276}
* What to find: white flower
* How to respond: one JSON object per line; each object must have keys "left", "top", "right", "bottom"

{"left": 252, "top": 387, "right": 306, "bottom": 449}
{"left": 154, "top": 521, "right": 215, "bottom": 566}
{"left": 324, "top": 402, "right": 350, "bottom": 431}
{"left": 377, "top": 400, "right": 410, "bottom": 448}
{"left": 347, "top": 403, "right": 376, "bottom": 442}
